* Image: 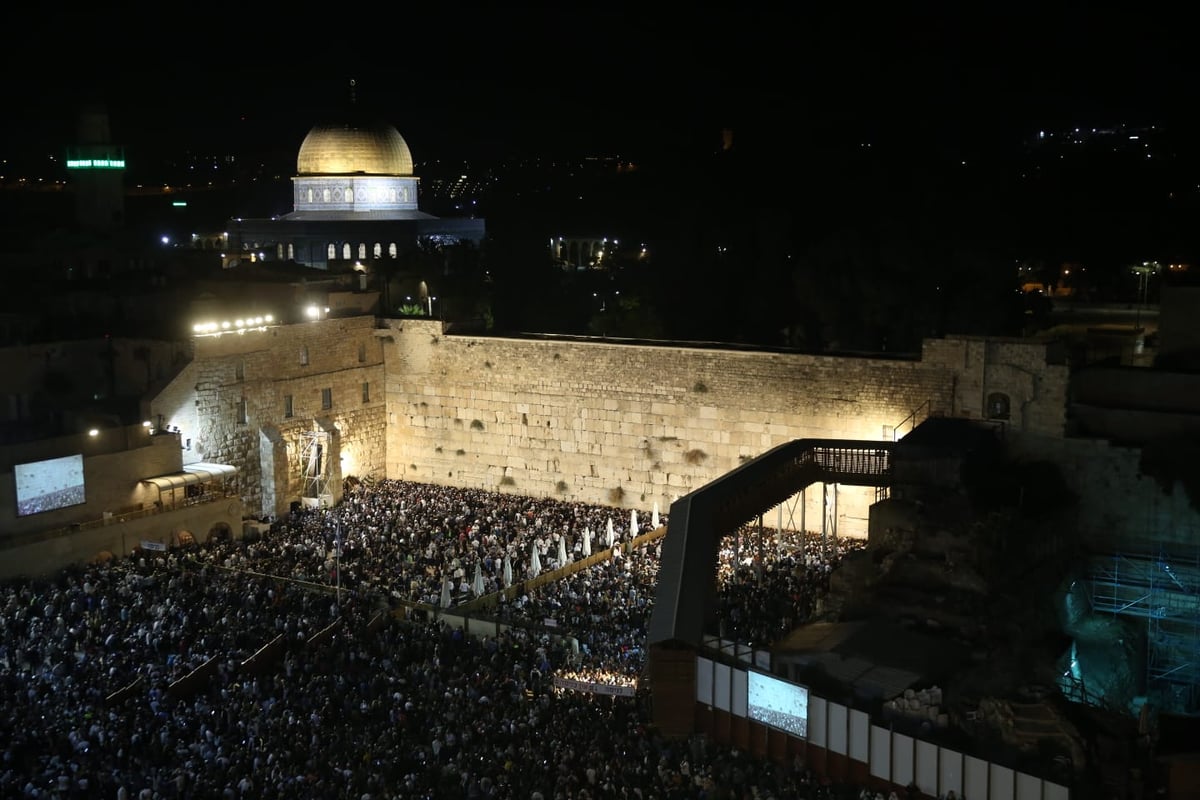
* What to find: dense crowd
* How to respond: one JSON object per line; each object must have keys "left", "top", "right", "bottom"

{"left": 0, "top": 479, "right": 907, "bottom": 799}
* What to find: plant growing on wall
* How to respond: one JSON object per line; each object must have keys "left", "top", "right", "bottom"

{"left": 693, "top": 381, "right": 709, "bottom": 393}
{"left": 685, "top": 449, "right": 708, "bottom": 465}
{"left": 608, "top": 486, "right": 624, "bottom": 503}
{"left": 470, "top": 419, "right": 485, "bottom": 430}
{"left": 556, "top": 480, "right": 569, "bottom": 493}
{"left": 499, "top": 475, "right": 516, "bottom": 486}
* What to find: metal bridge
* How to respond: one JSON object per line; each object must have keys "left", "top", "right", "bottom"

{"left": 647, "top": 438, "right": 894, "bottom": 649}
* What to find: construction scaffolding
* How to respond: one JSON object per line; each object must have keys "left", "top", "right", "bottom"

{"left": 299, "top": 429, "right": 333, "bottom": 507}
{"left": 1089, "top": 546, "right": 1200, "bottom": 714}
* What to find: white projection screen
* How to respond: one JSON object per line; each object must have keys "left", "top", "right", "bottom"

{"left": 747, "top": 670, "right": 809, "bottom": 738}
{"left": 14, "top": 454, "right": 85, "bottom": 516}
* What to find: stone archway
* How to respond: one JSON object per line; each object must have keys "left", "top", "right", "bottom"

{"left": 207, "top": 522, "right": 233, "bottom": 543}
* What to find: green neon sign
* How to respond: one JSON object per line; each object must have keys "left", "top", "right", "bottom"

{"left": 66, "top": 158, "right": 126, "bottom": 169}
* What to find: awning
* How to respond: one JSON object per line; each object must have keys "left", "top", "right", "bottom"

{"left": 142, "top": 462, "right": 238, "bottom": 492}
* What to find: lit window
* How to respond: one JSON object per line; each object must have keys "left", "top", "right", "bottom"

{"left": 373, "top": 242, "right": 382, "bottom": 258}
{"left": 327, "top": 243, "right": 336, "bottom": 260}
{"left": 342, "top": 243, "right": 351, "bottom": 260}
{"left": 358, "top": 243, "right": 366, "bottom": 260}
{"left": 388, "top": 242, "right": 397, "bottom": 258}
{"left": 987, "top": 392, "right": 1011, "bottom": 421}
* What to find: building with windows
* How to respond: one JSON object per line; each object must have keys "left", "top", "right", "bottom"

{"left": 225, "top": 114, "right": 485, "bottom": 271}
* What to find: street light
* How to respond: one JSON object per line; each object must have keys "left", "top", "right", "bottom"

{"left": 1130, "top": 261, "right": 1161, "bottom": 331}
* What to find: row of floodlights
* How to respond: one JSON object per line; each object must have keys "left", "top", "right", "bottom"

{"left": 193, "top": 315, "right": 275, "bottom": 334}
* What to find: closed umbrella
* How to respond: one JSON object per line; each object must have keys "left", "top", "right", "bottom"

{"left": 652, "top": 502, "right": 660, "bottom": 529}
{"left": 440, "top": 577, "right": 452, "bottom": 608}
{"left": 582, "top": 528, "right": 592, "bottom": 557}
{"left": 529, "top": 541, "right": 542, "bottom": 578}
{"left": 472, "top": 561, "right": 485, "bottom": 596}
{"left": 502, "top": 553, "right": 513, "bottom": 587}
{"left": 606, "top": 518, "right": 615, "bottom": 548}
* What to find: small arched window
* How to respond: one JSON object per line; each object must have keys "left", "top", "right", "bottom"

{"left": 373, "top": 242, "right": 382, "bottom": 258}
{"left": 307, "top": 188, "right": 314, "bottom": 203}
{"left": 342, "top": 243, "right": 352, "bottom": 260}
{"left": 987, "top": 392, "right": 1011, "bottom": 420}
{"left": 388, "top": 242, "right": 398, "bottom": 258}
{"left": 322, "top": 189, "right": 331, "bottom": 203}
{"left": 327, "top": 243, "right": 337, "bottom": 259}
{"left": 345, "top": 187, "right": 354, "bottom": 203}
{"left": 358, "top": 243, "right": 367, "bottom": 260}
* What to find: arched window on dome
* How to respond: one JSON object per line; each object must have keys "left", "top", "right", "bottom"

{"left": 287, "top": 243, "right": 295, "bottom": 261}
{"left": 276, "top": 243, "right": 284, "bottom": 260}
{"left": 389, "top": 188, "right": 397, "bottom": 203}
{"left": 327, "top": 243, "right": 337, "bottom": 260}
{"left": 358, "top": 243, "right": 366, "bottom": 260}
{"left": 373, "top": 243, "right": 382, "bottom": 258}
{"left": 388, "top": 243, "right": 398, "bottom": 258}
{"left": 342, "top": 243, "right": 352, "bottom": 260}
{"left": 345, "top": 187, "right": 354, "bottom": 203}
{"left": 323, "top": 189, "right": 331, "bottom": 203}
{"left": 307, "top": 188, "right": 314, "bottom": 204}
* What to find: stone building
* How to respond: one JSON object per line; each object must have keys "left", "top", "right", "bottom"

{"left": 225, "top": 111, "right": 485, "bottom": 272}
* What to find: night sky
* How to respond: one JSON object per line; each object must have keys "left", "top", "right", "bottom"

{"left": 1, "top": 4, "right": 1195, "bottom": 167}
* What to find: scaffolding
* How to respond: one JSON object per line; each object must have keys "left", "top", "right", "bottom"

{"left": 1089, "top": 546, "right": 1200, "bottom": 714}
{"left": 299, "top": 429, "right": 333, "bottom": 506}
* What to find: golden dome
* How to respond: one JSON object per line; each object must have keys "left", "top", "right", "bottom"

{"left": 296, "top": 121, "right": 414, "bottom": 176}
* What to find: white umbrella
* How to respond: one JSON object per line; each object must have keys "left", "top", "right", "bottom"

{"left": 606, "top": 518, "right": 615, "bottom": 548}
{"left": 529, "top": 541, "right": 542, "bottom": 578}
{"left": 440, "top": 577, "right": 453, "bottom": 608}
{"left": 652, "top": 502, "right": 660, "bottom": 529}
{"left": 582, "top": 527, "right": 592, "bottom": 557}
{"left": 557, "top": 534, "right": 569, "bottom": 567}
{"left": 472, "top": 561, "right": 485, "bottom": 596}
{"left": 630, "top": 509, "right": 639, "bottom": 539}
{"left": 502, "top": 553, "right": 513, "bottom": 587}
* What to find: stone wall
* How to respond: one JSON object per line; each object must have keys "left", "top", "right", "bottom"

{"left": 381, "top": 322, "right": 1069, "bottom": 537}
{"left": 151, "top": 317, "right": 387, "bottom": 519}
{"left": 141, "top": 318, "right": 1073, "bottom": 539}
{"left": 0, "top": 501, "right": 242, "bottom": 580}
{"left": 1010, "top": 433, "right": 1200, "bottom": 552}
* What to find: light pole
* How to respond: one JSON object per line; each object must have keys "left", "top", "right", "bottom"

{"left": 1130, "top": 261, "right": 1161, "bottom": 331}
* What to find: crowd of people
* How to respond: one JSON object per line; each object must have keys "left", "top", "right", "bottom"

{"left": 0, "top": 479, "right": 918, "bottom": 799}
